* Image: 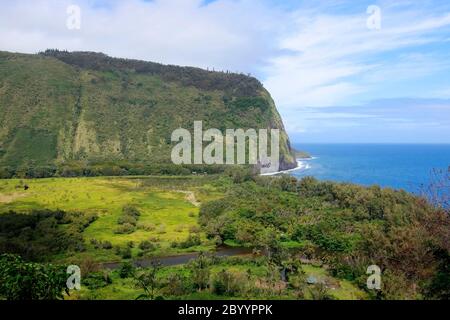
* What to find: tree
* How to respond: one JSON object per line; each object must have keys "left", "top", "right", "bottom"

{"left": 162, "top": 274, "right": 191, "bottom": 297}
{"left": 422, "top": 168, "right": 449, "bottom": 214}
{"left": 0, "top": 254, "right": 68, "bottom": 300}
{"left": 188, "top": 252, "right": 211, "bottom": 291}
{"left": 282, "top": 257, "right": 303, "bottom": 283}
{"left": 256, "top": 226, "right": 286, "bottom": 266}
{"left": 424, "top": 249, "right": 450, "bottom": 300}
{"left": 119, "top": 262, "right": 135, "bottom": 279}
{"left": 308, "top": 283, "right": 333, "bottom": 300}
{"left": 134, "top": 260, "right": 162, "bottom": 300}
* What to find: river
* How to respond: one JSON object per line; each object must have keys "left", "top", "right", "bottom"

{"left": 101, "top": 247, "right": 252, "bottom": 270}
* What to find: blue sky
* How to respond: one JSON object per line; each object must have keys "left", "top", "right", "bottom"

{"left": 0, "top": 0, "right": 450, "bottom": 143}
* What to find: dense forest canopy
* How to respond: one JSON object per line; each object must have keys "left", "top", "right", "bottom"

{"left": 40, "top": 49, "right": 264, "bottom": 97}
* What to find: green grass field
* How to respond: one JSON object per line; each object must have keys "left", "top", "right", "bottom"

{"left": 0, "top": 176, "right": 221, "bottom": 262}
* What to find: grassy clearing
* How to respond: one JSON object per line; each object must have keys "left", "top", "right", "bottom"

{"left": 301, "top": 265, "right": 367, "bottom": 300}
{"left": 0, "top": 176, "right": 220, "bottom": 262}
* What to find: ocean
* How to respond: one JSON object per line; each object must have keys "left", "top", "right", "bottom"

{"left": 290, "top": 143, "right": 450, "bottom": 193}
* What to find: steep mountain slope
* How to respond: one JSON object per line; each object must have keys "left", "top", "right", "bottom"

{"left": 0, "top": 50, "right": 296, "bottom": 172}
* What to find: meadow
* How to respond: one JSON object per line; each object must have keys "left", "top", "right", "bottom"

{"left": 0, "top": 176, "right": 222, "bottom": 262}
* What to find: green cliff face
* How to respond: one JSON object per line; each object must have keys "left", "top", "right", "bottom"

{"left": 0, "top": 50, "right": 296, "bottom": 171}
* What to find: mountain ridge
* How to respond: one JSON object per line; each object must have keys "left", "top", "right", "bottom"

{"left": 0, "top": 50, "right": 296, "bottom": 173}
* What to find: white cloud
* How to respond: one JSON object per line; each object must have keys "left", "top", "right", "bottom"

{"left": 432, "top": 87, "right": 450, "bottom": 98}
{"left": 1, "top": 0, "right": 450, "bottom": 140}
{"left": 0, "top": 0, "right": 282, "bottom": 74}
{"left": 264, "top": 5, "right": 450, "bottom": 109}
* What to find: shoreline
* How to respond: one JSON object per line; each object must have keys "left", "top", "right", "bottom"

{"left": 261, "top": 158, "right": 312, "bottom": 176}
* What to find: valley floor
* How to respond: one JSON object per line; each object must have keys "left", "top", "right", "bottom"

{"left": 0, "top": 175, "right": 367, "bottom": 300}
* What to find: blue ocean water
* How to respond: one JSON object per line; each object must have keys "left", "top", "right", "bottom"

{"left": 291, "top": 144, "right": 450, "bottom": 193}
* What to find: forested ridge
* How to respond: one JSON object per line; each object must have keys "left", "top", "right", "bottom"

{"left": 0, "top": 50, "right": 296, "bottom": 175}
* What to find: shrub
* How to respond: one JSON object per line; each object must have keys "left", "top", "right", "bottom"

{"left": 188, "top": 253, "right": 211, "bottom": 291}
{"left": 83, "top": 272, "right": 113, "bottom": 289}
{"left": 0, "top": 254, "right": 68, "bottom": 300}
{"left": 137, "top": 223, "right": 156, "bottom": 231}
{"left": 148, "top": 236, "right": 160, "bottom": 242}
{"left": 76, "top": 256, "right": 100, "bottom": 277}
{"left": 308, "top": 283, "right": 334, "bottom": 300}
{"left": 123, "top": 205, "right": 141, "bottom": 218}
{"left": 139, "top": 240, "right": 156, "bottom": 251}
{"left": 175, "top": 234, "right": 202, "bottom": 249}
{"left": 116, "top": 205, "right": 141, "bottom": 231}
{"left": 0, "top": 210, "right": 88, "bottom": 261}
{"left": 90, "top": 238, "right": 100, "bottom": 248}
{"left": 115, "top": 223, "right": 136, "bottom": 234}
{"left": 224, "top": 166, "right": 255, "bottom": 184}
{"left": 101, "top": 241, "right": 113, "bottom": 250}
{"left": 212, "top": 269, "right": 242, "bottom": 296}
{"left": 189, "top": 225, "right": 201, "bottom": 234}
{"left": 118, "top": 215, "right": 138, "bottom": 226}
{"left": 134, "top": 260, "right": 162, "bottom": 300}
{"left": 115, "top": 246, "right": 132, "bottom": 259}
{"left": 119, "top": 262, "right": 135, "bottom": 279}
{"left": 162, "top": 274, "right": 192, "bottom": 296}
